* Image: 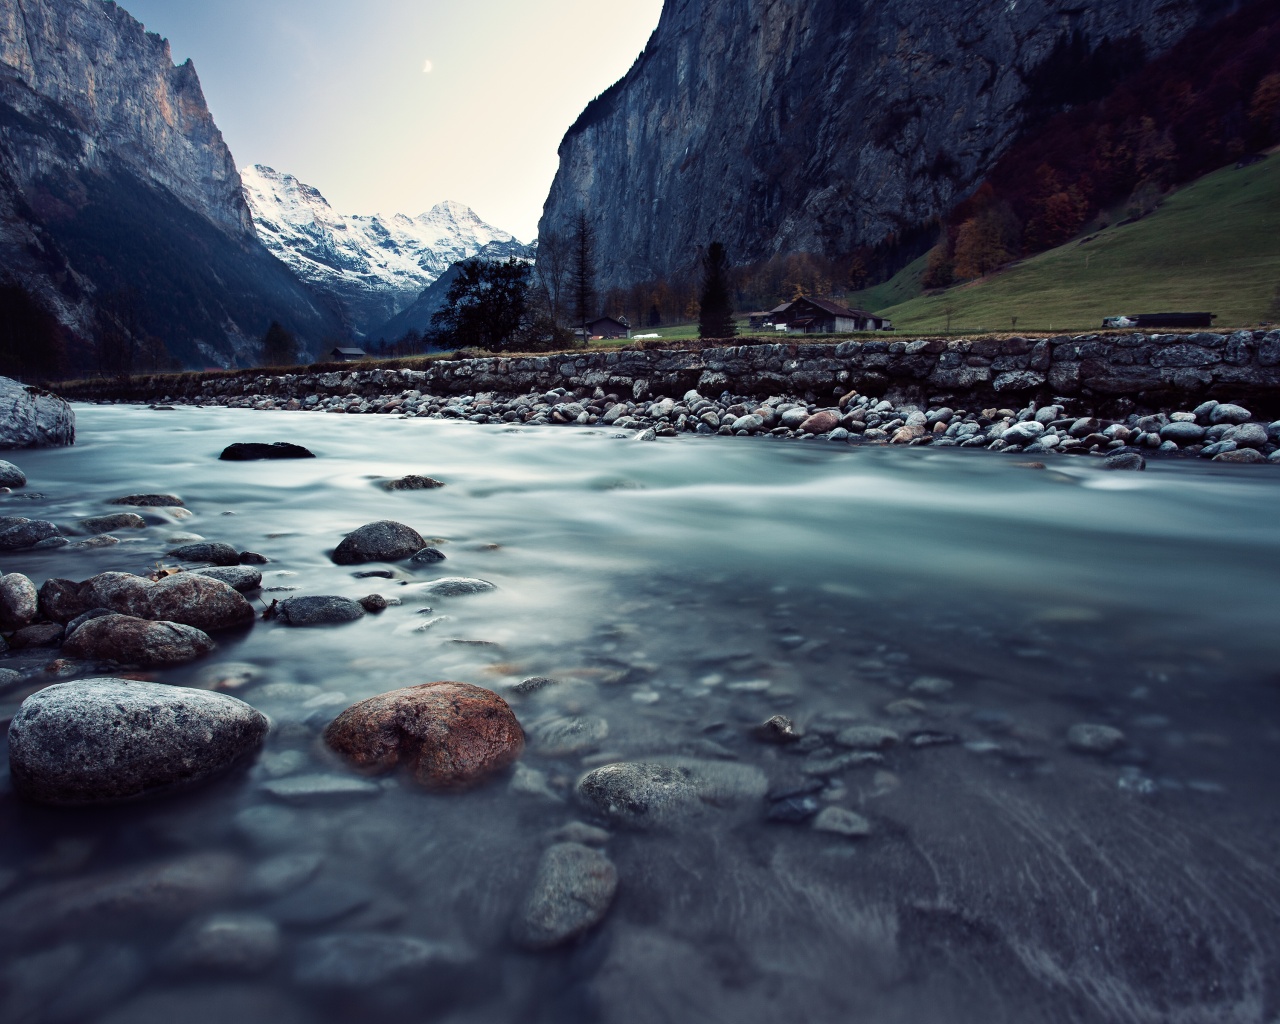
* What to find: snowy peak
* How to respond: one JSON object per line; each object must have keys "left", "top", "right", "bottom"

{"left": 242, "top": 165, "right": 528, "bottom": 335}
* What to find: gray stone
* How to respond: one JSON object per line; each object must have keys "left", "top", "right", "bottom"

{"left": 730, "top": 413, "right": 764, "bottom": 433}
{"left": 62, "top": 614, "right": 216, "bottom": 667}
{"left": 533, "top": 715, "right": 609, "bottom": 756}
{"left": 1066, "top": 723, "right": 1126, "bottom": 755}
{"left": 548, "top": 821, "right": 611, "bottom": 845}
{"left": 0, "top": 459, "right": 26, "bottom": 487}
{"left": 754, "top": 714, "right": 802, "bottom": 744}
{"left": 191, "top": 566, "right": 263, "bottom": 592}
{"left": 909, "top": 675, "right": 955, "bottom": 695}
{"left": 834, "top": 725, "right": 900, "bottom": 750}
{"left": 0, "top": 517, "right": 60, "bottom": 550}
{"left": 1230, "top": 422, "right": 1269, "bottom": 450}
{"left": 245, "top": 853, "right": 325, "bottom": 897}
{"left": 1159, "top": 421, "right": 1206, "bottom": 445}
{"left": 0, "top": 376, "right": 75, "bottom": 449}
{"left": 576, "top": 759, "right": 766, "bottom": 828}
{"left": 812, "top": 806, "right": 873, "bottom": 837}
{"left": 293, "top": 934, "right": 472, "bottom": 989}
{"left": 1210, "top": 403, "right": 1252, "bottom": 425}
{"left": 8, "top": 678, "right": 266, "bottom": 804}
{"left": 513, "top": 676, "right": 558, "bottom": 694}
{"left": 331, "top": 520, "right": 426, "bottom": 564}
{"left": 381, "top": 475, "right": 445, "bottom": 491}
{"left": 79, "top": 512, "right": 146, "bottom": 533}
{"left": 108, "top": 494, "right": 184, "bottom": 507}
{"left": 163, "top": 913, "right": 281, "bottom": 973}
{"left": 417, "top": 576, "right": 496, "bottom": 597}
{"left": 0, "top": 571, "right": 38, "bottom": 629}
{"left": 1103, "top": 451, "right": 1145, "bottom": 471}
{"left": 1213, "top": 447, "right": 1267, "bottom": 464}
{"left": 278, "top": 595, "right": 365, "bottom": 627}
{"left": 260, "top": 774, "right": 381, "bottom": 800}
{"left": 147, "top": 573, "right": 256, "bottom": 632}
{"left": 410, "top": 546, "right": 447, "bottom": 564}
{"left": 1001, "top": 421, "right": 1045, "bottom": 445}
{"left": 169, "top": 541, "right": 242, "bottom": 566}
{"left": 512, "top": 842, "right": 618, "bottom": 949}
{"left": 10, "top": 621, "right": 63, "bottom": 647}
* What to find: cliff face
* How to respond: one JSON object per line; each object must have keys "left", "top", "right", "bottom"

{"left": 0, "top": 0, "right": 341, "bottom": 367}
{"left": 540, "top": 0, "right": 1213, "bottom": 295}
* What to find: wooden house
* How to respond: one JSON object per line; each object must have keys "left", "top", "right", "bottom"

{"left": 330, "top": 347, "right": 367, "bottom": 361}
{"left": 771, "top": 297, "right": 892, "bottom": 333}
{"left": 586, "top": 316, "right": 631, "bottom": 340}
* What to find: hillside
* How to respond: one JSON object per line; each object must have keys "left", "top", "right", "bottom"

{"left": 861, "top": 154, "right": 1279, "bottom": 333}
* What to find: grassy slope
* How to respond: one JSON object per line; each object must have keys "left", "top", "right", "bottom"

{"left": 859, "top": 154, "right": 1280, "bottom": 333}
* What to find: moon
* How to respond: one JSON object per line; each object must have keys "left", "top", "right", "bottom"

{"left": 422, "top": 59, "right": 433, "bottom": 74}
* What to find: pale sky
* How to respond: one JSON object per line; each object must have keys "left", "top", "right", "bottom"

{"left": 121, "top": 0, "right": 665, "bottom": 240}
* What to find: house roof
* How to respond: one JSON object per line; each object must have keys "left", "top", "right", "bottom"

{"left": 785, "top": 296, "right": 886, "bottom": 320}
{"left": 331, "top": 347, "right": 366, "bottom": 356}
{"left": 587, "top": 316, "right": 628, "bottom": 329}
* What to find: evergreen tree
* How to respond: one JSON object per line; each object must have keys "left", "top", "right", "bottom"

{"left": 261, "top": 321, "right": 298, "bottom": 366}
{"left": 430, "top": 257, "right": 533, "bottom": 352}
{"left": 570, "top": 211, "right": 597, "bottom": 339}
{"left": 698, "top": 241, "right": 737, "bottom": 339}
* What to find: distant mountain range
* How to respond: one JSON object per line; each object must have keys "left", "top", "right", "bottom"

{"left": 242, "top": 166, "right": 530, "bottom": 339}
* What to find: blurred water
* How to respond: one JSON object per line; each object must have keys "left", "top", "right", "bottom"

{"left": 0, "top": 406, "right": 1278, "bottom": 1024}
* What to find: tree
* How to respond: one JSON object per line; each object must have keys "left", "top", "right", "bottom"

{"left": 570, "top": 211, "right": 597, "bottom": 337}
{"left": 698, "top": 241, "right": 737, "bottom": 339}
{"left": 535, "top": 230, "right": 570, "bottom": 326}
{"left": 430, "top": 257, "right": 534, "bottom": 352}
{"left": 953, "top": 203, "right": 1019, "bottom": 279}
{"left": 261, "top": 321, "right": 298, "bottom": 366}
{"left": 921, "top": 241, "right": 954, "bottom": 289}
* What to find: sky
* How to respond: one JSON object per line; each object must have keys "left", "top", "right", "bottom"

{"left": 121, "top": 0, "right": 665, "bottom": 240}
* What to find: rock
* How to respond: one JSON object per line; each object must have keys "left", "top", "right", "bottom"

{"left": 261, "top": 774, "right": 382, "bottom": 801}
{"left": 245, "top": 853, "right": 324, "bottom": 897}
{"left": 0, "top": 377, "right": 75, "bottom": 448}
{"left": 410, "top": 546, "right": 447, "bottom": 564}
{"left": 0, "top": 459, "right": 26, "bottom": 487}
{"left": 278, "top": 595, "right": 365, "bottom": 627}
{"left": 1159, "top": 421, "right": 1206, "bottom": 445}
{"left": 512, "top": 842, "right": 618, "bottom": 950}
{"left": 532, "top": 715, "right": 609, "bottom": 756}
{"left": 1001, "top": 421, "right": 1045, "bottom": 446}
{"left": 358, "top": 593, "right": 388, "bottom": 613}
{"left": 1231, "top": 422, "right": 1269, "bottom": 449}
{"left": 381, "top": 474, "right": 445, "bottom": 491}
{"left": 331, "top": 520, "right": 426, "bottom": 564}
{"left": 513, "top": 676, "right": 558, "bottom": 694}
{"left": 293, "top": 934, "right": 471, "bottom": 989}
{"left": 219, "top": 442, "right": 315, "bottom": 460}
{"left": 8, "top": 679, "right": 266, "bottom": 804}
{"left": 812, "top": 806, "right": 872, "bottom": 837}
{"left": 799, "top": 410, "right": 840, "bottom": 434}
{"left": 766, "top": 794, "right": 821, "bottom": 822}
{"left": 1210, "top": 403, "right": 1252, "bottom": 425}
{"left": 417, "top": 576, "right": 496, "bottom": 597}
{"left": 108, "top": 494, "right": 184, "bottom": 507}
{"left": 239, "top": 551, "right": 269, "bottom": 564}
{"left": 801, "top": 751, "right": 883, "bottom": 776}
{"left": 148, "top": 573, "right": 256, "bottom": 632}
{"left": 10, "top": 621, "right": 63, "bottom": 647}
{"left": 324, "top": 681, "right": 525, "bottom": 790}
{"left": 163, "top": 914, "right": 281, "bottom": 973}
{"left": 1103, "top": 451, "right": 1146, "bottom": 471}
{"left": 0, "top": 517, "right": 61, "bottom": 550}
{"left": 62, "top": 614, "right": 216, "bottom": 667}
{"left": 1213, "top": 447, "right": 1267, "bottom": 464}
{"left": 191, "top": 566, "right": 262, "bottom": 592}
{"left": 510, "top": 763, "right": 563, "bottom": 801}
{"left": 79, "top": 512, "right": 147, "bottom": 533}
{"left": 576, "top": 759, "right": 766, "bottom": 828}
{"left": 0, "top": 571, "right": 38, "bottom": 628}
{"left": 834, "top": 725, "right": 900, "bottom": 750}
{"left": 754, "top": 714, "right": 802, "bottom": 744}
{"left": 168, "top": 542, "right": 242, "bottom": 566}
{"left": 909, "top": 675, "right": 955, "bottom": 696}
{"left": 730, "top": 413, "right": 764, "bottom": 433}
{"left": 1066, "top": 723, "right": 1126, "bottom": 755}
{"left": 548, "top": 821, "right": 611, "bottom": 845}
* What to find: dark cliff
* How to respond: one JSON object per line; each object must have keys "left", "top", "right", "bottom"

{"left": 0, "top": 0, "right": 341, "bottom": 368}
{"left": 539, "top": 0, "right": 1223, "bottom": 295}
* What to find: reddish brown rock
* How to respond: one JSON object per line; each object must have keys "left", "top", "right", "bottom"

{"left": 798, "top": 410, "right": 840, "bottom": 434}
{"left": 63, "top": 614, "right": 216, "bottom": 667}
{"left": 36, "top": 572, "right": 252, "bottom": 633}
{"left": 324, "top": 681, "right": 524, "bottom": 790}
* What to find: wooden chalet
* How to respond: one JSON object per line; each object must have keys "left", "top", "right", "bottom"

{"left": 330, "top": 347, "right": 367, "bottom": 361}
{"left": 586, "top": 316, "right": 631, "bottom": 340}
{"left": 770, "top": 297, "right": 892, "bottom": 333}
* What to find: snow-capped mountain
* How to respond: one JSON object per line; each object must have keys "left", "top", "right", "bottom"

{"left": 242, "top": 164, "right": 531, "bottom": 336}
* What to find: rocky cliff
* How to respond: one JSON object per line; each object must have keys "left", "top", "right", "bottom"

{"left": 540, "top": 0, "right": 1218, "bottom": 295}
{"left": 0, "top": 0, "right": 341, "bottom": 368}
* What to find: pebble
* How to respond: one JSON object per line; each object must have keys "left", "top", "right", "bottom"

{"left": 512, "top": 842, "right": 619, "bottom": 950}
{"left": 0, "top": 459, "right": 26, "bottom": 488}
{"left": 533, "top": 715, "right": 610, "bottom": 756}
{"left": 812, "top": 806, "right": 872, "bottom": 837}
{"left": 1066, "top": 723, "right": 1127, "bottom": 754}
{"left": 260, "top": 774, "right": 382, "bottom": 801}
{"left": 168, "top": 541, "right": 242, "bottom": 566}
{"left": 754, "top": 714, "right": 802, "bottom": 743}
{"left": 834, "top": 725, "right": 900, "bottom": 750}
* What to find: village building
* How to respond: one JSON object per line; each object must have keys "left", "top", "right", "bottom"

{"left": 586, "top": 316, "right": 631, "bottom": 340}
{"left": 769, "top": 297, "right": 892, "bottom": 333}
{"left": 330, "top": 347, "right": 367, "bottom": 361}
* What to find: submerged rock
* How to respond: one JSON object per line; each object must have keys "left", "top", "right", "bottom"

{"left": 79, "top": 512, "right": 147, "bottom": 534}
{"left": 324, "top": 681, "right": 524, "bottom": 790}
{"left": 812, "top": 806, "right": 872, "bottom": 837}
{"left": 293, "top": 934, "right": 471, "bottom": 989}
{"left": 0, "top": 571, "right": 38, "bottom": 628}
{"left": 107, "top": 494, "right": 184, "bottom": 507}
{"left": 0, "top": 517, "right": 61, "bottom": 550}
{"left": 219, "top": 442, "right": 315, "bottom": 461}
{"left": 38, "top": 571, "right": 253, "bottom": 632}
{"left": 381, "top": 475, "right": 445, "bottom": 491}
{"left": 834, "top": 725, "right": 900, "bottom": 750}
{"left": 754, "top": 714, "right": 802, "bottom": 744}
{"left": 8, "top": 679, "right": 267, "bottom": 804}
{"left": 331, "top": 520, "right": 426, "bottom": 564}
{"left": 163, "top": 913, "right": 281, "bottom": 973}
{"left": 168, "top": 541, "right": 242, "bottom": 566}
{"left": 410, "top": 546, "right": 447, "bottom": 564}
{"left": 1066, "top": 723, "right": 1126, "bottom": 754}
{"left": 0, "top": 377, "right": 75, "bottom": 448}
{"left": 0, "top": 459, "right": 26, "bottom": 487}
{"left": 417, "top": 576, "right": 496, "bottom": 597}
{"left": 532, "top": 715, "right": 609, "bottom": 756}
{"left": 278, "top": 595, "right": 365, "bottom": 627}
{"left": 512, "top": 842, "right": 619, "bottom": 950}
{"left": 576, "top": 759, "right": 767, "bottom": 829}
{"left": 1103, "top": 451, "right": 1146, "bottom": 471}
{"left": 191, "top": 566, "right": 263, "bottom": 592}
{"left": 62, "top": 613, "right": 216, "bottom": 667}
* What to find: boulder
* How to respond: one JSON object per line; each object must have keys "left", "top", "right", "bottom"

{"left": 0, "top": 517, "right": 61, "bottom": 550}
{"left": 330, "top": 520, "right": 426, "bottom": 565}
{"left": 79, "top": 512, "right": 146, "bottom": 534}
{"left": 0, "top": 459, "right": 26, "bottom": 487}
{"left": 163, "top": 913, "right": 281, "bottom": 973}
{"left": 0, "top": 571, "right": 38, "bottom": 628}
{"left": 381, "top": 475, "right": 445, "bottom": 491}
{"left": 277, "top": 596, "right": 365, "bottom": 626}
{"left": 799, "top": 410, "right": 840, "bottom": 434}
{"left": 1159, "top": 421, "right": 1206, "bottom": 445}
{"left": 191, "top": 566, "right": 263, "bottom": 592}
{"left": 219, "top": 442, "right": 315, "bottom": 461}
{"left": 512, "top": 843, "right": 619, "bottom": 950}
{"left": 1210, "top": 403, "right": 1252, "bottom": 425}
{"left": 324, "top": 681, "right": 524, "bottom": 790}
{"left": 62, "top": 614, "right": 216, "bottom": 667}
{"left": 0, "top": 376, "right": 75, "bottom": 449}
{"left": 10, "top": 622, "right": 63, "bottom": 647}
{"left": 148, "top": 573, "right": 255, "bottom": 632}
{"left": 107, "top": 494, "right": 184, "bottom": 507}
{"left": 8, "top": 679, "right": 267, "bottom": 804}
{"left": 168, "top": 542, "right": 242, "bottom": 566}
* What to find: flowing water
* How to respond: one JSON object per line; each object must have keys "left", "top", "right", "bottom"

{"left": 1, "top": 405, "right": 1279, "bottom": 1024}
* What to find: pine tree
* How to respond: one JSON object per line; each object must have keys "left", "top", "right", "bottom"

{"left": 261, "top": 321, "right": 298, "bottom": 366}
{"left": 698, "top": 241, "right": 737, "bottom": 339}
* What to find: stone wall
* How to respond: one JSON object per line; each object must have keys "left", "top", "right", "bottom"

{"left": 58, "top": 331, "right": 1280, "bottom": 418}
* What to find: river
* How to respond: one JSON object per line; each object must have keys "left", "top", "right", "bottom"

{"left": 1, "top": 404, "right": 1278, "bottom": 1023}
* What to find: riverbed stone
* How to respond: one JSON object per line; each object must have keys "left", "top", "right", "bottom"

{"left": 416, "top": 576, "right": 496, "bottom": 597}
{"left": 1210, "top": 403, "right": 1252, "bottom": 425}
{"left": 278, "top": 595, "right": 365, "bottom": 627}
{"left": 163, "top": 913, "right": 281, "bottom": 973}
{"left": 834, "top": 725, "right": 900, "bottom": 750}
{"left": 0, "top": 377, "right": 75, "bottom": 448}
{"left": 148, "top": 573, "right": 256, "bottom": 632}
{"left": 8, "top": 679, "right": 266, "bottom": 804}
{"left": 754, "top": 714, "right": 802, "bottom": 744}
{"left": 577, "top": 759, "right": 767, "bottom": 828}
{"left": 324, "top": 681, "right": 525, "bottom": 790}
{"left": 219, "top": 442, "right": 315, "bottom": 461}
{"left": 381, "top": 475, "right": 445, "bottom": 491}
{"left": 410, "top": 546, "right": 447, "bottom": 564}
{"left": 1159, "top": 421, "right": 1206, "bottom": 445}
{"left": 331, "top": 520, "right": 426, "bottom": 564}
{"left": 62, "top": 614, "right": 216, "bottom": 667}
{"left": 80, "top": 512, "right": 146, "bottom": 534}
{"left": 1066, "top": 723, "right": 1127, "bottom": 755}
{"left": 0, "top": 460, "right": 26, "bottom": 487}
{"left": 0, "top": 572, "right": 38, "bottom": 628}
{"left": 293, "top": 934, "right": 472, "bottom": 989}
{"left": 1213, "top": 447, "right": 1267, "bottom": 463}
{"left": 1103, "top": 451, "right": 1146, "bottom": 471}
{"left": 191, "top": 566, "right": 263, "bottom": 592}
{"left": 10, "top": 622, "right": 63, "bottom": 647}
{"left": 168, "top": 541, "right": 242, "bottom": 566}
{"left": 812, "top": 806, "right": 872, "bottom": 837}
{"left": 512, "top": 842, "right": 618, "bottom": 950}
{"left": 0, "top": 517, "right": 61, "bottom": 550}
{"left": 107, "top": 494, "right": 184, "bottom": 507}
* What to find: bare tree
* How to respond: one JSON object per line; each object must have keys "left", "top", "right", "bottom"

{"left": 536, "top": 231, "right": 569, "bottom": 327}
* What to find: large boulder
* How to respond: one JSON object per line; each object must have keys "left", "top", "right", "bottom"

{"left": 38, "top": 572, "right": 253, "bottom": 632}
{"left": 8, "top": 679, "right": 268, "bottom": 805}
{"left": 63, "top": 613, "right": 216, "bottom": 667}
{"left": 0, "top": 571, "right": 38, "bottom": 628}
{"left": 277, "top": 596, "right": 365, "bottom": 627}
{"left": 0, "top": 376, "right": 75, "bottom": 449}
{"left": 331, "top": 520, "right": 426, "bottom": 565}
{"left": 324, "top": 681, "right": 524, "bottom": 790}
{"left": 576, "top": 759, "right": 767, "bottom": 829}
{"left": 219, "top": 442, "right": 315, "bottom": 461}
{"left": 512, "top": 843, "right": 619, "bottom": 950}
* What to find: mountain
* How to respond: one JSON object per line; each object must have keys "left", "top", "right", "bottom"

{"left": 539, "top": 0, "right": 1229, "bottom": 296}
{"left": 242, "top": 165, "right": 531, "bottom": 337}
{"left": 0, "top": 0, "right": 342, "bottom": 370}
